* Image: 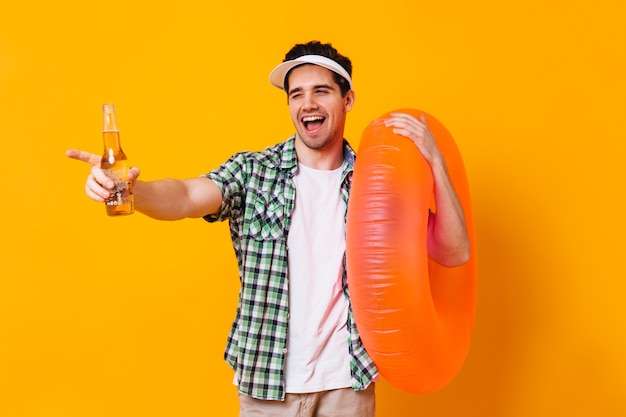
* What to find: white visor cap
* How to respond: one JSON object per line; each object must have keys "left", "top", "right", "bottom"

{"left": 269, "top": 55, "right": 353, "bottom": 91}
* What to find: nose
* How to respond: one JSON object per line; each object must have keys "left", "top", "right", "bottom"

{"left": 302, "top": 92, "right": 318, "bottom": 110}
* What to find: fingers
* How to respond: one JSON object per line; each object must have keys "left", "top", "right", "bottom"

{"left": 66, "top": 149, "right": 101, "bottom": 166}
{"left": 384, "top": 112, "right": 443, "bottom": 165}
{"left": 127, "top": 167, "right": 141, "bottom": 181}
{"left": 66, "top": 149, "right": 110, "bottom": 201}
{"left": 86, "top": 165, "right": 114, "bottom": 202}
{"left": 384, "top": 112, "right": 429, "bottom": 140}
{"left": 68, "top": 149, "right": 141, "bottom": 204}
{"left": 385, "top": 112, "right": 427, "bottom": 130}
{"left": 390, "top": 112, "right": 428, "bottom": 125}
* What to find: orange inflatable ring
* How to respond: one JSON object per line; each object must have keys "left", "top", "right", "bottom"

{"left": 346, "top": 108, "right": 477, "bottom": 394}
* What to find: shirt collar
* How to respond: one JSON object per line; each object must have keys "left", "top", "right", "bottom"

{"left": 280, "top": 136, "right": 356, "bottom": 173}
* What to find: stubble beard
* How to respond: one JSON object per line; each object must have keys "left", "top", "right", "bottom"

{"left": 296, "top": 127, "right": 335, "bottom": 151}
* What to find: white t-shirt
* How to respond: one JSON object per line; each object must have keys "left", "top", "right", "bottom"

{"left": 284, "top": 162, "right": 352, "bottom": 393}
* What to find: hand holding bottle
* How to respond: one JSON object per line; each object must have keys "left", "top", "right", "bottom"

{"left": 66, "top": 104, "right": 136, "bottom": 216}
{"left": 66, "top": 148, "right": 140, "bottom": 205}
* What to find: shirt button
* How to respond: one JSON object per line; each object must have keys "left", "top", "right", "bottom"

{"left": 283, "top": 348, "right": 288, "bottom": 354}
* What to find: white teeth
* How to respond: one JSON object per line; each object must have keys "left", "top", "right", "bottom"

{"left": 302, "top": 116, "right": 324, "bottom": 122}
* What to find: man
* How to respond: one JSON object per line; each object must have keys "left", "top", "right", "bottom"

{"left": 67, "top": 40, "right": 470, "bottom": 417}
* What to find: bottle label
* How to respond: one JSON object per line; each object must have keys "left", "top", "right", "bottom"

{"left": 103, "top": 168, "right": 132, "bottom": 206}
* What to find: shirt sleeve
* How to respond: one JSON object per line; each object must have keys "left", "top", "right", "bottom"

{"left": 202, "top": 152, "right": 248, "bottom": 223}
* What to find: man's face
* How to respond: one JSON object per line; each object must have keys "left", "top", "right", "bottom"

{"left": 286, "top": 64, "right": 355, "bottom": 151}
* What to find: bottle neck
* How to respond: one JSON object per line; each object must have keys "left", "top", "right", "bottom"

{"left": 103, "top": 131, "right": 122, "bottom": 152}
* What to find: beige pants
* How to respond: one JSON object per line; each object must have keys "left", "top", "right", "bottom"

{"left": 238, "top": 384, "right": 376, "bottom": 417}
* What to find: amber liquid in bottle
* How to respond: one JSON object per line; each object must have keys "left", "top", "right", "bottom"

{"left": 101, "top": 104, "right": 134, "bottom": 216}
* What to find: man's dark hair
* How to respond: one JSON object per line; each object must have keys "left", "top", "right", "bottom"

{"left": 283, "top": 41, "right": 352, "bottom": 97}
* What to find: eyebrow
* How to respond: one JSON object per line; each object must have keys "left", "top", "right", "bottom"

{"left": 288, "top": 83, "right": 336, "bottom": 96}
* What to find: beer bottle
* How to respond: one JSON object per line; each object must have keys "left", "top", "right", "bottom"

{"left": 101, "top": 103, "right": 134, "bottom": 216}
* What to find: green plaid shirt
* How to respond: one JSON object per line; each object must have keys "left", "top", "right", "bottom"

{"left": 203, "top": 136, "right": 378, "bottom": 400}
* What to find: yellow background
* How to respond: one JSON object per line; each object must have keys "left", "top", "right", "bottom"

{"left": 1, "top": 0, "right": 625, "bottom": 416}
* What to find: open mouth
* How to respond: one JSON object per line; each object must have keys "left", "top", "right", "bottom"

{"left": 302, "top": 115, "right": 326, "bottom": 132}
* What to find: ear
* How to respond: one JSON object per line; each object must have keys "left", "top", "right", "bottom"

{"left": 345, "top": 90, "right": 356, "bottom": 112}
